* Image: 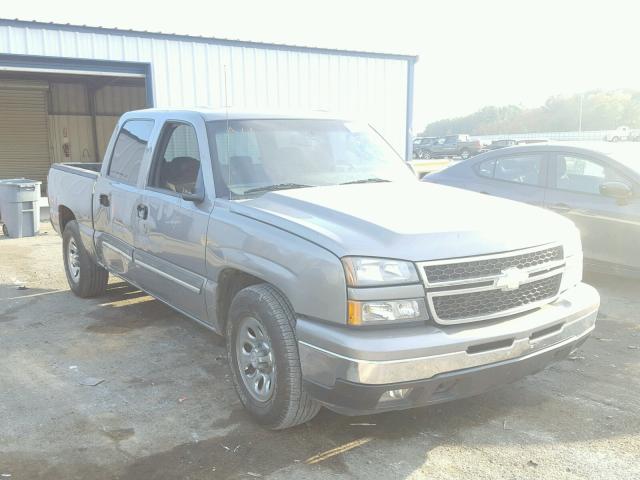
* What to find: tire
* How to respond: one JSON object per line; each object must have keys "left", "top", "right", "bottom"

{"left": 2, "top": 223, "right": 8, "bottom": 237}
{"left": 611, "top": 136, "right": 619, "bottom": 142}
{"left": 460, "top": 148, "right": 471, "bottom": 160}
{"left": 226, "top": 283, "right": 320, "bottom": 429}
{"left": 62, "top": 220, "right": 109, "bottom": 298}
{"left": 423, "top": 150, "right": 432, "bottom": 160}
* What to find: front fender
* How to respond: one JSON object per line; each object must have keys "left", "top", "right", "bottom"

{"left": 205, "top": 208, "right": 347, "bottom": 332}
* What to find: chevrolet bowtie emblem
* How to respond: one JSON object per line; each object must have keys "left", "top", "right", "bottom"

{"left": 495, "top": 267, "right": 529, "bottom": 291}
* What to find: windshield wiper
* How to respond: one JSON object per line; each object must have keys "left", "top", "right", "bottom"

{"left": 340, "top": 178, "right": 391, "bottom": 185}
{"left": 243, "top": 183, "right": 313, "bottom": 195}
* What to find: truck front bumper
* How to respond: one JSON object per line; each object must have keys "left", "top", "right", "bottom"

{"left": 297, "top": 282, "right": 599, "bottom": 415}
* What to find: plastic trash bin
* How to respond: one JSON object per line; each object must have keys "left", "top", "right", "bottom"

{"left": 0, "top": 178, "right": 41, "bottom": 238}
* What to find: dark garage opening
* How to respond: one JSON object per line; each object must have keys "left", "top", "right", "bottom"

{"left": 0, "top": 68, "right": 148, "bottom": 195}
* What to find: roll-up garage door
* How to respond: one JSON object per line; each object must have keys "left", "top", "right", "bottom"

{"left": 0, "top": 80, "right": 50, "bottom": 192}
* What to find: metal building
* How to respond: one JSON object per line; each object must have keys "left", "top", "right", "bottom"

{"left": 0, "top": 19, "right": 417, "bottom": 192}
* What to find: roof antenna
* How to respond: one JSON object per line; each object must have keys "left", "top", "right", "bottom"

{"left": 224, "top": 64, "right": 231, "bottom": 191}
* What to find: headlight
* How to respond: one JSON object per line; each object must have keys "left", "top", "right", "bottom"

{"left": 342, "top": 257, "right": 419, "bottom": 287}
{"left": 347, "top": 299, "right": 428, "bottom": 325}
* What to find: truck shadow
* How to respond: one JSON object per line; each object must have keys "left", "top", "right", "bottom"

{"left": 85, "top": 281, "right": 223, "bottom": 343}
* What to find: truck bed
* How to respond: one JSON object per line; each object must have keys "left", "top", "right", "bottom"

{"left": 50, "top": 162, "right": 102, "bottom": 178}
{"left": 48, "top": 163, "right": 101, "bottom": 236}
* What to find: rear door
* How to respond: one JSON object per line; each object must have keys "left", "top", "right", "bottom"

{"left": 93, "top": 119, "right": 155, "bottom": 280}
{"left": 471, "top": 151, "right": 548, "bottom": 206}
{"left": 545, "top": 152, "right": 640, "bottom": 270}
{"left": 134, "top": 119, "right": 212, "bottom": 321}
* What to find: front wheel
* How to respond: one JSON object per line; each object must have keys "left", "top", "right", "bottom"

{"left": 460, "top": 148, "right": 471, "bottom": 160}
{"left": 62, "top": 220, "right": 109, "bottom": 298}
{"left": 611, "top": 136, "right": 620, "bottom": 142}
{"left": 226, "top": 284, "right": 320, "bottom": 429}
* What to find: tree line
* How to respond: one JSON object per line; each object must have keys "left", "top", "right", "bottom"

{"left": 421, "top": 89, "right": 640, "bottom": 137}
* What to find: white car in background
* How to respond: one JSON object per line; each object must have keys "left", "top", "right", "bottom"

{"left": 605, "top": 126, "right": 640, "bottom": 142}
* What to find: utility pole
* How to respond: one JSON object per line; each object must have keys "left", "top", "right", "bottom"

{"left": 578, "top": 93, "right": 584, "bottom": 133}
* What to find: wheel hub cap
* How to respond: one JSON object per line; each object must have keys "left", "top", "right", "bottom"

{"left": 67, "top": 238, "right": 81, "bottom": 283}
{"left": 235, "top": 316, "right": 275, "bottom": 402}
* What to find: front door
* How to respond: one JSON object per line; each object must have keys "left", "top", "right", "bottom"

{"left": 134, "top": 121, "right": 211, "bottom": 321}
{"left": 93, "top": 119, "right": 155, "bottom": 280}
{"left": 545, "top": 152, "right": 640, "bottom": 270}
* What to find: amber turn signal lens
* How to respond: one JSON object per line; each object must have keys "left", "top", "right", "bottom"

{"left": 347, "top": 300, "right": 362, "bottom": 325}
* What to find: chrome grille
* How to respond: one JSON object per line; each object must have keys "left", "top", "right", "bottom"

{"left": 423, "top": 245, "right": 563, "bottom": 285}
{"left": 418, "top": 244, "right": 565, "bottom": 324}
{"left": 432, "top": 274, "right": 562, "bottom": 322}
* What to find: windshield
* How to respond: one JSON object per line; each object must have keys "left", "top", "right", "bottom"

{"left": 206, "top": 119, "right": 415, "bottom": 198}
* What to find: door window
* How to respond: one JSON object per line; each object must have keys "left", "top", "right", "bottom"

{"left": 476, "top": 154, "right": 544, "bottom": 186}
{"left": 149, "top": 123, "right": 201, "bottom": 194}
{"left": 476, "top": 158, "right": 496, "bottom": 178}
{"left": 107, "top": 120, "right": 154, "bottom": 185}
{"left": 553, "top": 154, "right": 630, "bottom": 195}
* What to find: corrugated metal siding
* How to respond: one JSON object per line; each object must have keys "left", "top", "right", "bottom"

{"left": 0, "top": 24, "right": 409, "bottom": 154}
{"left": 96, "top": 116, "right": 119, "bottom": 160}
{"left": 50, "top": 83, "right": 89, "bottom": 113}
{"left": 48, "top": 115, "right": 95, "bottom": 163}
{"left": 47, "top": 83, "right": 145, "bottom": 163}
{"left": 95, "top": 85, "right": 146, "bottom": 114}
{"left": 0, "top": 80, "right": 50, "bottom": 188}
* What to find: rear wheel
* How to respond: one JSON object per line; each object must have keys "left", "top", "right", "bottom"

{"left": 2, "top": 223, "right": 8, "bottom": 237}
{"left": 226, "top": 283, "right": 320, "bottom": 429}
{"left": 611, "top": 136, "right": 620, "bottom": 142}
{"left": 62, "top": 220, "right": 109, "bottom": 298}
{"left": 460, "top": 148, "right": 471, "bottom": 160}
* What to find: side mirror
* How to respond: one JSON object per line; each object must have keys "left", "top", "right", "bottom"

{"left": 599, "top": 181, "right": 632, "bottom": 201}
{"left": 181, "top": 191, "right": 205, "bottom": 203}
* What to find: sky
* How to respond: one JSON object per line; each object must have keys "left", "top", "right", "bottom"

{"left": 3, "top": 0, "right": 640, "bottom": 131}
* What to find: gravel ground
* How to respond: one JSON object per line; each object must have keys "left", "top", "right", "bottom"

{"left": 0, "top": 223, "right": 638, "bottom": 480}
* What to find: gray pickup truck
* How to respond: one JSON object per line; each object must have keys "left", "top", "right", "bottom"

{"left": 48, "top": 108, "right": 600, "bottom": 429}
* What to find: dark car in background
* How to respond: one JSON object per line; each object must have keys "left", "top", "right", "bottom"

{"left": 517, "top": 139, "right": 549, "bottom": 145}
{"left": 418, "top": 134, "right": 484, "bottom": 160}
{"left": 487, "top": 139, "right": 517, "bottom": 150}
{"left": 424, "top": 142, "right": 640, "bottom": 277}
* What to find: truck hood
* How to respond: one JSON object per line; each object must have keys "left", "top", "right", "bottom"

{"left": 230, "top": 181, "right": 576, "bottom": 261}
